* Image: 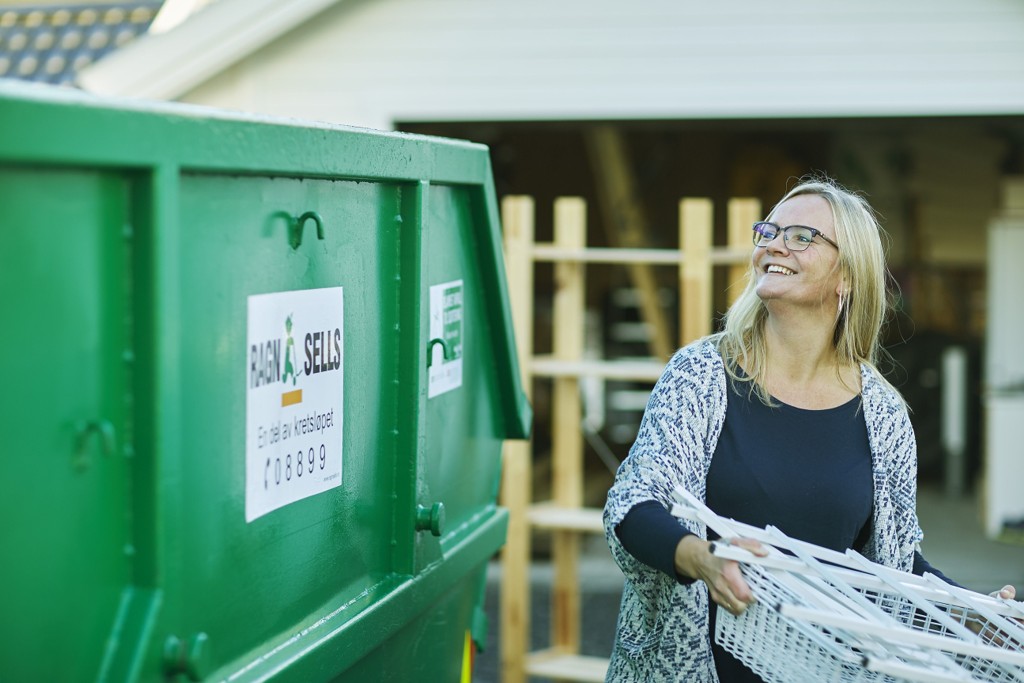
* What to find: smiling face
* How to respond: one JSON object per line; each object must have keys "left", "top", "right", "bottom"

{"left": 753, "top": 193, "right": 843, "bottom": 311}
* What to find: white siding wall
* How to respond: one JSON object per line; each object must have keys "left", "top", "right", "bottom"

{"left": 181, "top": 0, "right": 1024, "bottom": 130}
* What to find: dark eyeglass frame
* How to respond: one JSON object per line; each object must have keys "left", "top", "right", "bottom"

{"left": 752, "top": 221, "right": 839, "bottom": 251}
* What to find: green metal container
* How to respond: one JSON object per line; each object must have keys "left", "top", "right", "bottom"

{"left": 0, "top": 81, "right": 530, "bottom": 682}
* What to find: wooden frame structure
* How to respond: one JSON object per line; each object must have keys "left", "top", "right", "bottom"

{"left": 498, "top": 194, "right": 761, "bottom": 682}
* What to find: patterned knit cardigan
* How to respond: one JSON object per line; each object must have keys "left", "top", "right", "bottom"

{"left": 602, "top": 338, "right": 923, "bottom": 682}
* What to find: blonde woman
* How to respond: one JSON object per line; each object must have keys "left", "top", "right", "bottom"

{"left": 603, "top": 176, "right": 1015, "bottom": 682}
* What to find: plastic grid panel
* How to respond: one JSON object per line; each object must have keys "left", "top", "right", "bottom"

{"left": 672, "top": 487, "right": 1024, "bottom": 683}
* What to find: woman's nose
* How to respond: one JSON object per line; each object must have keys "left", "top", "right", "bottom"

{"left": 765, "top": 232, "right": 789, "bottom": 253}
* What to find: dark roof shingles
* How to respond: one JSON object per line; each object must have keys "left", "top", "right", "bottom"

{"left": 0, "top": 2, "right": 162, "bottom": 85}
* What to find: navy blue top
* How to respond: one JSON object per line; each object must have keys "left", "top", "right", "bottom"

{"left": 616, "top": 374, "right": 955, "bottom": 682}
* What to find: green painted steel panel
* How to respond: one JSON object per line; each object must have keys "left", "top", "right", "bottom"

{"left": 0, "top": 166, "right": 132, "bottom": 682}
{"left": 164, "top": 174, "right": 405, "bottom": 674}
{"left": 0, "top": 81, "right": 529, "bottom": 682}
{"left": 422, "top": 185, "right": 509, "bottom": 537}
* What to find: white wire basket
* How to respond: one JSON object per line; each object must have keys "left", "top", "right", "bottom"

{"left": 671, "top": 487, "right": 1024, "bottom": 683}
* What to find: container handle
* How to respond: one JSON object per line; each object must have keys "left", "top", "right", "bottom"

{"left": 270, "top": 210, "right": 325, "bottom": 250}
{"left": 427, "top": 338, "right": 450, "bottom": 368}
{"left": 289, "top": 211, "right": 324, "bottom": 249}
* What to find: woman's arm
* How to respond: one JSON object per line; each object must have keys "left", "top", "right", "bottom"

{"left": 616, "top": 499, "right": 766, "bottom": 615}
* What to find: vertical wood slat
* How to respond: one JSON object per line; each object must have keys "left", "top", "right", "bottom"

{"left": 551, "top": 197, "right": 586, "bottom": 655}
{"left": 679, "top": 198, "right": 713, "bottom": 345}
{"left": 502, "top": 196, "right": 536, "bottom": 398}
{"left": 727, "top": 198, "right": 760, "bottom": 306}
{"left": 499, "top": 196, "right": 535, "bottom": 683}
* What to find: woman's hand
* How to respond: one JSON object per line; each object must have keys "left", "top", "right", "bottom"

{"left": 971, "top": 585, "right": 1023, "bottom": 647}
{"left": 990, "top": 585, "right": 1017, "bottom": 600}
{"left": 674, "top": 535, "right": 768, "bottom": 616}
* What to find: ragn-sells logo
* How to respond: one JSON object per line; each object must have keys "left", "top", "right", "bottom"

{"left": 250, "top": 314, "right": 342, "bottom": 407}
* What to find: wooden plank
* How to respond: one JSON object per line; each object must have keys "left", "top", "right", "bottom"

{"left": 502, "top": 196, "right": 536, "bottom": 393}
{"left": 726, "top": 197, "right": 760, "bottom": 306}
{"left": 532, "top": 243, "right": 749, "bottom": 266}
{"left": 680, "top": 198, "right": 713, "bottom": 345}
{"left": 530, "top": 356, "right": 664, "bottom": 381}
{"left": 499, "top": 195, "right": 535, "bottom": 683}
{"left": 585, "top": 126, "right": 674, "bottom": 361}
{"left": 551, "top": 197, "right": 587, "bottom": 511}
{"left": 533, "top": 244, "right": 682, "bottom": 265}
{"left": 528, "top": 503, "right": 605, "bottom": 533}
{"left": 711, "top": 246, "right": 756, "bottom": 265}
{"left": 499, "top": 442, "right": 531, "bottom": 683}
{"left": 526, "top": 651, "right": 610, "bottom": 683}
{"left": 551, "top": 197, "right": 586, "bottom": 655}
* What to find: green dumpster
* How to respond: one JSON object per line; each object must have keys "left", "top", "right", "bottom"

{"left": 0, "top": 81, "right": 530, "bottom": 682}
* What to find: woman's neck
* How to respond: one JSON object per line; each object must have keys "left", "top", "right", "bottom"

{"left": 757, "top": 308, "right": 860, "bottom": 408}
{"left": 763, "top": 313, "right": 837, "bottom": 378}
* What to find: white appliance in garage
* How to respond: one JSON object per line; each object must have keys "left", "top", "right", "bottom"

{"left": 984, "top": 182, "right": 1024, "bottom": 538}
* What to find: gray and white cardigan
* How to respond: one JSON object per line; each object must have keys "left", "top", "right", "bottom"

{"left": 602, "top": 338, "right": 923, "bottom": 682}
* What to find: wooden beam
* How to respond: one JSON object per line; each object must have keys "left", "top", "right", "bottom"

{"left": 499, "top": 195, "right": 534, "bottom": 683}
{"left": 526, "top": 650, "right": 610, "bottom": 682}
{"left": 529, "top": 356, "right": 664, "bottom": 381}
{"left": 726, "top": 198, "right": 760, "bottom": 306}
{"left": 585, "top": 126, "right": 674, "bottom": 360}
{"left": 528, "top": 503, "right": 605, "bottom": 533}
{"left": 531, "top": 243, "right": 750, "bottom": 266}
{"left": 680, "top": 198, "right": 713, "bottom": 344}
{"left": 551, "top": 197, "right": 586, "bottom": 656}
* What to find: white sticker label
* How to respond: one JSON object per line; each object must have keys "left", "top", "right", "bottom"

{"left": 245, "top": 287, "right": 343, "bottom": 522}
{"left": 428, "top": 279, "right": 464, "bottom": 398}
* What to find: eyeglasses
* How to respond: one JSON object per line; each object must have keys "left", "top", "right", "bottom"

{"left": 753, "top": 221, "right": 839, "bottom": 252}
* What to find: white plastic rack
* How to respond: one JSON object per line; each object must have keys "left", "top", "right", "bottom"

{"left": 671, "top": 487, "right": 1024, "bottom": 683}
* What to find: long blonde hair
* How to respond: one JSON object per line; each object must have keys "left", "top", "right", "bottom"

{"left": 714, "top": 175, "right": 900, "bottom": 405}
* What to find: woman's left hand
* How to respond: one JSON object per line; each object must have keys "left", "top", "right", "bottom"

{"left": 990, "top": 585, "right": 1016, "bottom": 600}
{"left": 972, "top": 585, "right": 1023, "bottom": 647}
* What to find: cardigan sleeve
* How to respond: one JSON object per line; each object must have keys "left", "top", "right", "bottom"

{"left": 860, "top": 366, "right": 924, "bottom": 572}
{"left": 616, "top": 499, "right": 696, "bottom": 584}
{"left": 885, "top": 402, "right": 925, "bottom": 565}
{"left": 603, "top": 340, "right": 725, "bottom": 589}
